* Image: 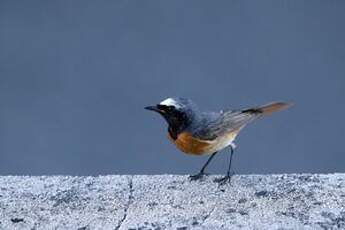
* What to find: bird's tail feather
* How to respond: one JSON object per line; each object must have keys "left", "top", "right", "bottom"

{"left": 243, "top": 102, "right": 292, "bottom": 115}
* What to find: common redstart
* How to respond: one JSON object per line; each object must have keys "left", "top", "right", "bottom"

{"left": 145, "top": 97, "right": 292, "bottom": 184}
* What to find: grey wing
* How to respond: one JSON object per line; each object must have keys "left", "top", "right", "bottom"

{"left": 193, "top": 110, "right": 259, "bottom": 140}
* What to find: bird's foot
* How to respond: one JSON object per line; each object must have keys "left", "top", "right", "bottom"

{"left": 214, "top": 172, "right": 235, "bottom": 185}
{"left": 214, "top": 175, "right": 231, "bottom": 185}
{"left": 189, "top": 172, "right": 207, "bottom": 181}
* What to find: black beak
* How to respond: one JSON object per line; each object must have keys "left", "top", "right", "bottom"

{"left": 145, "top": 105, "right": 161, "bottom": 113}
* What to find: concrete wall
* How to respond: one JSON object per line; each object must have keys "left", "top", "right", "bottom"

{"left": 0, "top": 174, "right": 344, "bottom": 229}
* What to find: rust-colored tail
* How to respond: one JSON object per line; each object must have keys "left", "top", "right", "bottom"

{"left": 257, "top": 102, "right": 292, "bottom": 115}
{"left": 243, "top": 102, "right": 293, "bottom": 115}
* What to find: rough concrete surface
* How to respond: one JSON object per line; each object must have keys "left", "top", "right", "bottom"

{"left": 0, "top": 174, "right": 344, "bottom": 230}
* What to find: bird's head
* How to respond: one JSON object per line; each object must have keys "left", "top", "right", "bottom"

{"left": 145, "top": 97, "right": 198, "bottom": 130}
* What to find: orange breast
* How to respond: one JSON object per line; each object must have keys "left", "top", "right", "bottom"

{"left": 167, "top": 132, "right": 214, "bottom": 155}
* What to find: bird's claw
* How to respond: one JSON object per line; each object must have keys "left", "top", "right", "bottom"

{"left": 214, "top": 172, "right": 234, "bottom": 185}
{"left": 214, "top": 175, "right": 231, "bottom": 185}
{"left": 189, "top": 172, "right": 207, "bottom": 181}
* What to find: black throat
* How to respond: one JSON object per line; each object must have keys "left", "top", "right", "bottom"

{"left": 165, "top": 112, "right": 191, "bottom": 140}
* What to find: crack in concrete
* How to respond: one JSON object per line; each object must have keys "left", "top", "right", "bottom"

{"left": 199, "top": 186, "right": 227, "bottom": 228}
{"left": 115, "top": 176, "right": 134, "bottom": 230}
{"left": 200, "top": 204, "right": 217, "bottom": 226}
{"left": 200, "top": 199, "right": 218, "bottom": 227}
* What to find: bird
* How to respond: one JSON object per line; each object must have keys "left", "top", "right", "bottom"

{"left": 145, "top": 97, "right": 292, "bottom": 185}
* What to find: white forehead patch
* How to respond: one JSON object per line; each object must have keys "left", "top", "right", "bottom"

{"left": 159, "top": 98, "right": 181, "bottom": 108}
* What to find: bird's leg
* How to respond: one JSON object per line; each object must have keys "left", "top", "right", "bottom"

{"left": 214, "top": 145, "right": 235, "bottom": 185}
{"left": 189, "top": 151, "right": 218, "bottom": 181}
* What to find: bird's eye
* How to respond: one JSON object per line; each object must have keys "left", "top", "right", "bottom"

{"left": 157, "top": 104, "right": 175, "bottom": 112}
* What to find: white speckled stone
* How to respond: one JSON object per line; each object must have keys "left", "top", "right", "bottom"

{"left": 0, "top": 174, "right": 344, "bottom": 230}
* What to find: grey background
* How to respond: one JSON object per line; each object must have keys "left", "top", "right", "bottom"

{"left": 1, "top": 1, "right": 344, "bottom": 175}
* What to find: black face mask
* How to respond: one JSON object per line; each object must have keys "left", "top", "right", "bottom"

{"left": 155, "top": 105, "right": 189, "bottom": 140}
